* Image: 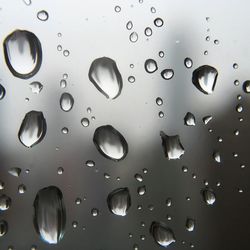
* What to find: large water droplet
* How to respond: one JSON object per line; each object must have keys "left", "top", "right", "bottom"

{"left": 60, "top": 93, "right": 74, "bottom": 112}
{"left": 201, "top": 188, "right": 216, "bottom": 205}
{"left": 30, "top": 81, "right": 43, "bottom": 94}
{"left": 145, "top": 59, "right": 158, "bottom": 73}
{"left": 0, "top": 84, "right": 6, "bottom": 100}
{"left": 184, "top": 112, "right": 196, "bottom": 126}
{"left": 0, "top": 195, "right": 11, "bottom": 211}
{"left": 18, "top": 111, "right": 47, "bottom": 148}
{"left": 33, "top": 186, "right": 66, "bottom": 244}
{"left": 0, "top": 220, "right": 8, "bottom": 237}
{"left": 89, "top": 57, "right": 123, "bottom": 99}
{"left": 150, "top": 221, "right": 176, "bottom": 247}
{"left": 160, "top": 131, "right": 185, "bottom": 160}
{"left": 3, "top": 30, "right": 42, "bottom": 79}
{"left": 192, "top": 65, "right": 218, "bottom": 94}
{"left": 93, "top": 125, "right": 128, "bottom": 161}
{"left": 8, "top": 167, "right": 21, "bottom": 177}
{"left": 107, "top": 187, "right": 131, "bottom": 216}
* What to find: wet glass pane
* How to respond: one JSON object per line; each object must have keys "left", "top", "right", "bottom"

{"left": 0, "top": 0, "right": 250, "bottom": 249}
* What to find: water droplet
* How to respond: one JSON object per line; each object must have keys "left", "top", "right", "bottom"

{"left": 0, "top": 84, "right": 6, "bottom": 100}
{"left": 63, "top": 50, "right": 70, "bottom": 57}
{"left": 114, "top": 5, "right": 121, "bottom": 12}
{"left": 192, "top": 65, "right": 218, "bottom": 94}
{"left": 23, "top": 0, "right": 32, "bottom": 5}
{"left": 205, "top": 36, "right": 210, "bottom": 41}
{"left": 182, "top": 166, "right": 188, "bottom": 172}
{"left": 60, "top": 79, "right": 67, "bottom": 88}
{"left": 145, "top": 59, "right": 158, "bottom": 73}
{"left": 135, "top": 173, "right": 143, "bottom": 182}
{"left": 184, "top": 58, "right": 193, "bottom": 68}
{"left": 18, "top": 184, "right": 26, "bottom": 194}
{"left": 138, "top": 185, "right": 146, "bottom": 196}
{"left": 154, "top": 18, "right": 164, "bottom": 27}
{"left": 160, "top": 131, "right": 185, "bottom": 160}
{"left": 8, "top": 167, "right": 21, "bottom": 177}
{"left": 81, "top": 118, "right": 89, "bottom": 127}
{"left": 144, "top": 27, "right": 153, "bottom": 36}
{"left": 201, "top": 188, "right": 216, "bottom": 205}
{"left": 129, "top": 32, "right": 138, "bottom": 43}
{"left": 37, "top": 10, "right": 49, "bottom": 21}
{"left": 126, "top": 21, "right": 133, "bottom": 30}
{"left": 233, "top": 63, "right": 238, "bottom": 69}
{"left": 156, "top": 97, "right": 163, "bottom": 106}
{"left": 30, "top": 81, "right": 43, "bottom": 94}
{"left": 128, "top": 76, "right": 135, "bottom": 83}
{"left": 57, "top": 167, "right": 64, "bottom": 175}
{"left": 0, "top": 220, "right": 8, "bottom": 237}
{"left": 213, "top": 151, "right": 221, "bottom": 163}
{"left": 0, "top": 181, "right": 4, "bottom": 190}
{"left": 243, "top": 80, "right": 250, "bottom": 93}
{"left": 151, "top": 7, "right": 156, "bottom": 13}
{"left": 91, "top": 208, "right": 99, "bottom": 216}
{"left": 87, "top": 107, "right": 92, "bottom": 113}
{"left": 234, "top": 80, "right": 240, "bottom": 86}
{"left": 150, "top": 221, "right": 176, "bottom": 247}
{"left": 107, "top": 187, "right": 131, "bottom": 216}
{"left": 184, "top": 112, "right": 196, "bottom": 126}
{"left": 159, "top": 51, "right": 164, "bottom": 58}
{"left": 166, "top": 198, "right": 172, "bottom": 207}
{"left": 158, "top": 111, "right": 164, "bottom": 118}
{"left": 18, "top": 111, "right": 47, "bottom": 148}
{"left": 0, "top": 195, "right": 11, "bottom": 211}
{"left": 72, "top": 221, "right": 78, "bottom": 228}
{"left": 204, "top": 50, "right": 208, "bottom": 55}
{"left": 75, "top": 198, "right": 81, "bottom": 205}
{"left": 214, "top": 39, "right": 219, "bottom": 45}
{"left": 236, "top": 104, "right": 243, "bottom": 113}
{"left": 186, "top": 218, "right": 195, "bottom": 232}
{"left": 3, "top": 30, "right": 42, "bottom": 79}
{"left": 60, "top": 93, "right": 74, "bottom": 112}
{"left": 33, "top": 186, "right": 66, "bottom": 244}
{"left": 89, "top": 57, "right": 123, "bottom": 99}
{"left": 85, "top": 160, "right": 95, "bottom": 168}
{"left": 161, "top": 69, "right": 174, "bottom": 80}
{"left": 93, "top": 125, "right": 128, "bottom": 161}
{"left": 202, "top": 115, "right": 212, "bottom": 125}
{"left": 61, "top": 127, "right": 69, "bottom": 134}
{"left": 57, "top": 45, "right": 62, "bottom": 51}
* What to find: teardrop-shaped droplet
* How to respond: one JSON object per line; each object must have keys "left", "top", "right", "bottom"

{"left": 161, "top": 69, "right": 174, "bottom": 80}
{"left": 184, "top": 112, "right": 196, "bottom": 126}
{"left": 202, "top": 115, "right": 212, "bottom": 125}
{"left": 93, "top": 125, "right": 128, "bottom": 161}
{"left": 23, "top": 0, "right": 32, "bottom": 6}
{"left": 89, "top": 57, "right": 123, "bottom": 99}
{"left": 184, "top": 58, "right": 193, "bottom": 68}
{"left": 37, "top": 10, "right": 49, "bottom": 21}
{"left": 18, "top": 184, "right": 26, "bottom": 194}
{"left": 0, "top": 195, "right": 11, "bottom": 211}
{"left": 137, "top": 185, "right": 146, "bottom": 196}
{"left": 8, "top": 167, "right": 21, "bottom": 177}
{"left": 144, "top": 27, "right": 153, "bottom": 37}
{"left": 186, "top": 218, "right": 195, "bottom": 232}
{"left": 145, "top": 59, "right": 158, "bottom": 73}
{"left": 150, "top": 221, "right": 176, "bottom": 247}
{"left": 30, "top": 81, "right": 43, "bottom": 94}
{"left": 192, "top": 65, "right": 218, "bottom": 94}
{"left": 60, "top": 93, "right": 74, "bottom": 112}
{"left": 160, "top": 131, "right": 185, "bottom": 160}
{"left": 107, "top": 187, "right": 131, "bottom": 216}
{"left": 33, "top": 186, "right": 66, "bottom": 244}
{"left": 126, "top": 21, "right": 133, "bottom": 30}
{"left": 18, "top": 111, "right": 46, "bottom": 148}
{"left": 201, "top": 188, "right": 216, "bottom": 205}
{"left": 213, "top": 151, "right": 221, "bottom": 163}
{"left": 129, "top": 32, "right": 138, "bottom": 43}
{"left": 0, "top": 84, "right": 6, "bottom": 100}
{"left": 243, "top": 80, "right": 250, "bottom": 93}
{"left": 3, "top": 30, "right": 42, "bottom": 79}
{"left": 0, "top": 220, "right": 8, "bottom": 237}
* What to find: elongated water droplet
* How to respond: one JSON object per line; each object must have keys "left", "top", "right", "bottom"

{"left": 135, "top": 173, "right": 143, "bottom": 182}
{"left": 3, "top": 30, "right": 42, "bottom": 79}
{"left": 184, "top": 112, "right": 196, "bottom": 126}
{"left": 93, "top": 125, "right": 128, "bottom": 161}
{"left": 202, "top": 115, "right": 212, "bottom": 125}
{"left": 156, "top": 97, "right": 163, "bottom": 106}
{"left": 18, "top": 184, "right": 26, "bottom": 194}
{"left": 8, "top": 167, "right": 21, "bottom": 177}
{"left": 145, "top": 59, "right": 158, "bottom": 73}
{"left": 33, "top": 186, "right": 66, "bottom": 244}
{"left": 0, "top": 84, "right": 6, "bottom": 100}
{"left": 126, "top": 21, "right": 133, "bottom": 30}
{"left": 150, "top": 221, "right": 176, "bottom": 247}
{"left": 129, "top": 32, "right": 138, "bottom": 43}
{"left": 201, "top": 188, "right": 216, "bottom": 205}
{"left": 0, "top": 220, "right": 8, "bottom": 237}
{"left": 138, "top": 185, "right": 146, "bottom": 195}
{"left": 145, "top": 27, "right": 153, "bottom": 36}
{"left": 37, "top": 10, "right": 49, "bottom": 21}
{"left": 89, "top": 57, "right": 123, "bottom": 99}
{"left": 107, "top": 187, "right": 131, "bottom": 216}
{"left": 60, "top": 93, "right": 74, "bottom": 112}
{"left": 18, "top": 111, "right": 47, "bottom": 148}
{"left": 30, "top": 81, "right": 43, "bottom": 94}
{"left": 184, "top": 58, "right": 193, "bottom": 68}
{"left": 0, "top": 195, "right": 11, "bottom": 211}
{"left": 192, "top": 65, "right": 218, "bottom": 94}
{"left": 160, "top": 131, "right": 185, "bottom": 160}
{"left": 243, "top": 80, "right": 250, "bottom": 93}
{"left": 161, "top": 69, "right": 174, "bottom": 80}
{"left": 213, "top": 151, "right": 221, "bottom": 163}
{"left": 186, "top": 218, "right": 195, "bottom": 232}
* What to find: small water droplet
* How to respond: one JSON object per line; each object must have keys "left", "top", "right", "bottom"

{"left": 128, "top": 76, "right": 135, "bottom": 83}
{"left": 75, "top": 198, "right": 81, "bottom": 205}
{"left": 57, "top": 167, "right": 64, "bottom": 175}
{"left": 161, "top": 69, "right": 174, "bottom": 80}
{"left": 0, "top": 181, "right": 4, "bottom": 190}
{"left": 114, "top": 5, "right": 121, "bottom": 12}
{"left": 135, "top": 173, "right": 143, "bottom": 182}
{"left": 0, "top": 195, "right": 11, "bottom": 211}
{"left": 37, "top": 10, "right": 49, "bottom": 21}
{"left": 158, "top": 111, "right": 164, "bottom": 118}
{"left": 60, "top": 93, "right": 74, "bottom": 112}
{"left": 151, "top": 7, "right": 156, "bottom": 13}
{"left": 233, "top": 63, "right": 238, "bottom": 69}
{"left": 0, "top": 84, "right": 6, "bottom": 100}
{"left": 126, "top": 21, "right": 133, "bottom": 30}
{"left": 144, "top": 27, "right": 152, "bottom": 36}
{"left": 57, "top": 45, "right": 62, "bottom": 51}
{"left": 0, "top": 220, "right": 8, "bottom": 237}
{"left": 86, "top": 160, "right": 95, "bottom": 167}
{"left": 30, "top": 81, "right": 43, "bottom": 94}
{"left": 159, "top": 51, "right": 164, "bottom": 58}
{"left": 234, "top": 80, "right": 240, "bottom": 86}
{"left": 23, "top": 0, "right": 32, "bottom": 5}
{"left": 243, "top": 80, "right": 250, "bottom": 93}
{"left": 129, "top": 32, "right": 138, "bottom": 43}
{"left": 166, "top": 198, "right": 172, "bottom": 207}
{"left": 61, "top": 127, "right": 69, "bottom": 134}
{"left": 8, "top": 167, "right": 21, "bottom": 177}
{"left": 214, "top": 39, "right": 219, "bottom": 45}
{"left": 18, "top": 184, "right": 26, "bottom": 194}
{"left": 184, "top": 58, "right": 193, "bottom": 68}
{"left": 213, "top": 151, "right": 221, "bottom": 163}
{"left": 236, "top": 104, "right": 243, "bottom": 113}
{"left": 184, "top": 112, "right": 196, "bottom": 126}
{"left": 18, "top": 111, "right": 47, "bottom": 148}
{"left": 154, "top": 18, "right": 164, "bottom": 27}
{"left": 138, "top": 186, "right": 146, "bottom": 196}
{"left": 81, "top": 118, "right": 90, "bottom": 127}
{"left": 63, "top": 50, "right": 70, "bottom": 57}
{"left": 91, "top": 208, "right": 99, "bottom": 216}
{"left": 156, "top": 97, "right": 163, "bottom": 106}
{"left": 160, "top": 131, "right": 185, "bottom": 160}
{"left": 72, "top": 221, "right": 78, "bottom": 228}
{"left": 93, "top": 125, "right": 128, "bottom": 161}
{"left": 192, "top": 65, "right": 218, "bottom": 94}
{"left": 202, "top": 115, "right": 212, "bottom": 125}
{"left": 60, "top": 79, "right": 67, "bottom": 88}
{"left": 145, "top": 59, "right": 158, "bottom": 73}
{"left": 186, "top": 218, "right": 195, "bottom": 232}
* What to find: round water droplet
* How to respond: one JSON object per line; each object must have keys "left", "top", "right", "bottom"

{"left": 114, "top": 6, "right": 121, "bottom": 12}
{"left": 37, "top": 10, "right": 49, "bottom": 21}
{"left": 154, "top": 18, "right": 164, "bottom": 27}
{"left": 18, "top": 184, "right": 26, "bottom": 194}
{"left": 236, "top": 104, "right": 243, "bottom": 113}
{"left": 3, "top": 30, "right": 42, "bottom": 79}
{"left": 0, "top": 220, "right": 8, "bottom": 237}
{"left": 93, "top": 125, "right": 128, "bottom": 161}
{"left": 158, "top": 111, "right": 164, "bottom": 118}
{"left": 75, "top": 198, "right": 82, "bottom": 205}
{"left": 128, "top": 76, "right": 135, "bottom": 83}
{"left": 30, "top": 81, "right": 43, "bottom": 94}
{"left": 156, "top": 97, "right": 163, "bottom": 106}
{"left": 129, "top": 32, "right": 138, "bottom": 43}
{"left": 144, "top": 27, "right": 152, "bottom": 36}
{"left": 151, "top": 7, "right": 156, "bottom": 13}
{"left": 60, "top": 79, "right": 67, "bottom": 88}
{"left": 159, "top": 51, "right": 164, "bottom": 58}
{"left": 202, "top": 188, "right": 216, "bottom": 205}
{"left": 91, "top": 208, "right": 99, "bottom": 216}
{"left": 145, "top": 59, "right": 158, "bottom": 73}
{"left": 233, "top": 63, "right": 238, "bottom": 69}
{"left": 61, "top": 127, "right": 69, "bottom": 134}
{"left": 57, "top": 45, "right": 62, "bottom": 51}
{"left": 214, "top": 39, "right": 219, "bottom": 45}
{"left": 138, "top": 185, "right": 146, "bottom": 195}
{"left": 0, "top": 84, "right": 6, "bottom": 100}
{"left": 60, "top": 93, "right": 74, "bottom": 112}
{"left": 0, "top": 195, "right": 11, "bottom": 211}
{"left": 72, "top": 221, "right": 78, "bottom": 228}
{"left": 57, "top": 167, "right": 64, "bottom": 175}
{"left": 81, "top": 118, "right": 89, "bottom": 127}
{"left": 63, "top": 50, "right": 70, "bottom": 57}
{"left": 243, "top": 80, "right": 250, "bottom": 93}
{"left": 126, "top": 21, "right": 133, "bottom": 30}
{"left": 184, "top": 58, "right": 193, "bottom": 68}
{"left": 161, "top": 69, "right": 174, "bottom": 80}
